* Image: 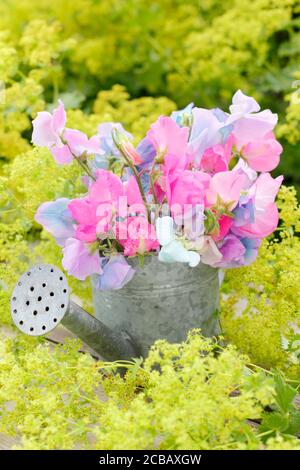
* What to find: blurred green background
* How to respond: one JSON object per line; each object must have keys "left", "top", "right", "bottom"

{"left": 1, "top": 0, "right": 300, "bottom": 191}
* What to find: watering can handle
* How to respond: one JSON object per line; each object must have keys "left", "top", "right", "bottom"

{"left": 10, "top": 264, "right": 138, "bottom": 362}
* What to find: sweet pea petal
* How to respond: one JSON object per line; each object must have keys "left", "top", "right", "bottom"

{"left": 62, "top": 238, "right": 101, "bottom": 281}
{"left": 51, "top": 144, "right": 73, "bottom": 164}
{"left": 158, "top": 239, "right": 200, "bottom": 267}
{"left": 156, "top": 216, "right": 175, "bottom": 247}
{"left": 35, "top": 198, "right": 75, "bottom": 246}
{"left": 96, "top": 255, "right": 135, "bottom": 290}
{"left": 32, "top": 111, "right": 57, "bottom": 147}
{"left": 52, "top": 100, "right": 66, "bottom": 135}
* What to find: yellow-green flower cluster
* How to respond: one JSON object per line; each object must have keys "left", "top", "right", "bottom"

{"left": 221, "top": 186, "right": 300, "bottom": 377}
{"left": 0, "top": 330, "right": 299, "bottom": 449}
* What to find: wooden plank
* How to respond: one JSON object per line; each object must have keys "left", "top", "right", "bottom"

{"left": 0, "top": 433, "right": 20, "bottom": 450}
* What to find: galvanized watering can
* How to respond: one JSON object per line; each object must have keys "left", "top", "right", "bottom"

{"left": 10, "top": 258, "right": 220, "bottom": 361}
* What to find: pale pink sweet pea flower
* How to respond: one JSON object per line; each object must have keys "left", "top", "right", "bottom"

{"left": 240, "top": 132, "right": 282, "bottom": 172}
{"left": 32, "top": 100, "right": 103, "bottom": 165}
{"left": 227, "top": 90, "right": 278, "bottom": 148}
{"left": 32, "top": 99, "right": 66, "bottom": 148}
{"left": 62, "top": 238, "right": 102, "bottom": 281}
{"left": 32, "top": 100, "right": 73, "bottom": 164}
{"left": 206, "top": 171, "right": 248, "bottom": 211}
{"left": 249, "top": 173, "right": 283, "bottom": 212}
{"left": 232, "top": 173, "right": 283, "bottom": 239}
{"left": 198, "top": 236, "right": 223, "bottom": 266}
{"left": 63, "top": 129, "right": 102, "bottom": 157}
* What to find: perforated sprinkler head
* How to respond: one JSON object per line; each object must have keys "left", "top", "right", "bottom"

{"left": 10, "top": 264, "right": 69, "bottom": 336}
{"left": 10, "top": 264, "right": 137, "bottom": 361}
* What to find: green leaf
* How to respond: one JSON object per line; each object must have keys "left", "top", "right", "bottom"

{"left": 286, "top": 410, "right": 300, "bottom": 436}
{"left": 260, "top": 412, "right": 289, "bottom": 435}
{"left": 273, "top": 371, "right": 297, "bottom": 414}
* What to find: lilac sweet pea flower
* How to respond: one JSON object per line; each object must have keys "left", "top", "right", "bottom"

{"left": 242, "top": 238, "right": 261, "bottom": 265}
{"left": 233, "top": 199, "right": 255, "bottom": 227}
{"left": 188, "top": 108, "right": 231, "bottom": 162}
{"left": 215, "top": 234, "right": 261, "bottom": 268}
{"left": 95, "top": 255, "right": 135, "bottom": 290}
{"left": 62, "top": 238, "right": 101, "bottom": 281}
{"left": 216, "top": 234, "right": 245, "bottom": 268}
{"left": 35, "top": 198, "right": 75, "bottom": 246}
{"left": 136, "top": 137, "right": 156, "bottom": 169}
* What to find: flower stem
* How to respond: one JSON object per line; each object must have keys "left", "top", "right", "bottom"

{"left": 112, "top": 135, "right": 150, "bottom": 222}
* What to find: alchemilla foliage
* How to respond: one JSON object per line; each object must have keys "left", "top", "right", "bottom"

{"left": 0, "top": 0, "right": 300, "bottom": 450}
{"left": 1, "top": 331, "right": 300, "bottom": 450}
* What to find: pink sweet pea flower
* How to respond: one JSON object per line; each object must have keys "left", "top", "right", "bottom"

{"left": 62, "top": 238, "right": 101, "bottom": 281}
{"left": 32, "top": 100, "right": 66, "bottom": 148}
{"left": 232, "top": 173, "right": 283, "bottom": 239}
{"left": 240, "top": 132, "right": 282, "bottom": 172}
{"left": 249, "top": 173, "right": 283, "bottom": 212}
{"left": 63, "top": 129, "right": 102, "bottom": 157}
{"left": 147, "top": 117, "right": 190, "bottom": 203}
{"left": 32, "top": 100, "right": 103, "bottom": 165}
{"left": 214, "top": 215, "right": 233, "bottom": 241}
{"left": 147, "top": 116, "right": 189, "bottom": 163}
{"left": 68, "top": 198, "right": 99, "bottom": 242}
{"left": 117, "top": 216, "right": 159, "bottom": 257}
{"left": 227, "top": 90, "right": 278, "bottom": 148}
{"left": 200, "top": 135, "right": 233, "bottom": 174}
{"left": 206, "top": 171, "right": 248, "bottom": 211}
{"left": 89, "top": 169, "right": 124, "bottom": 204}
{"left": 32, "top": 100, "right": 73, "bottom": 164}
{"left": 69, "top": 170, "right": 125, "bottom": 242}
{"left": 168, "top": 170, "right": 211, "bottom": 219}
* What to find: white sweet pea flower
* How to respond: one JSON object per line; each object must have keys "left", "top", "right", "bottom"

{"left": 156, "top": 216, "right": 200, "bottom": 268}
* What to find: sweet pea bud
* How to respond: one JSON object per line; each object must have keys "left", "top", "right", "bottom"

{"left": 204, "top": 209, "right": 219, "bottom": 236}
{"left": 112, "top": 128, "right": 142, "bottom": 165}
{"left": 181, "top": 112, "right": 192, "bottom": 128}
{"left": 155, "top": 145, "right": 167, "bottom": 164}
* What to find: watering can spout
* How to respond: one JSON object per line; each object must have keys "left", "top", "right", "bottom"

{"left": 10, "top": 265, "right": 138, "bottom": 361}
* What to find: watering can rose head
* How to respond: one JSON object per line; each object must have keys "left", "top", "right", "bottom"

{"left": 32, "top": 90, "right": 283, "bottom": 290}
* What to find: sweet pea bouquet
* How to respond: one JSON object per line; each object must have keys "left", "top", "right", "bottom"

{"left": 33, "top": 90, "right": 283, "bottom": 290}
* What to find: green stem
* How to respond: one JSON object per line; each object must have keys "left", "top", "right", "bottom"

{"left": 65, "top": 142, "right": 96, "bottom": 181}
{"left": 150, "top": 161, "right": 158, "bottom": 205}
{"left": 112, "top": 136, "right": 150, "bottom": 222}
